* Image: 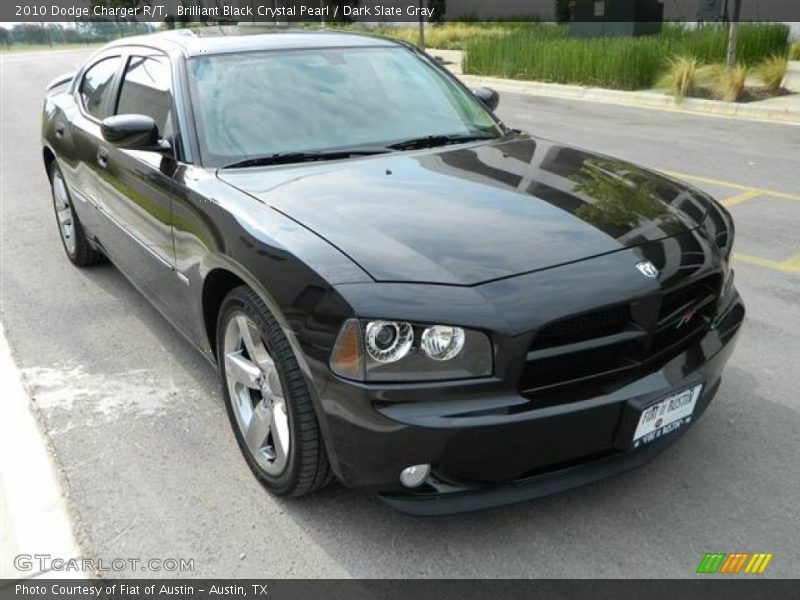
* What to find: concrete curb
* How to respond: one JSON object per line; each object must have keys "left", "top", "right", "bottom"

{"left": 428, "top": 49, "right": 800, "bottom": 124}
{"left": 0, "top": 324, "right": 83, "bottom": 579}
{"left": 457, "top": 73, "right": 800, "bottom": 125}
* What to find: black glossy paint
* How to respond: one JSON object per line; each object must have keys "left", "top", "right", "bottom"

{"left": 220, "top": 135, "right": 711, "bottom": 285}
{"left": 42, "top": 30, "right": 744, "bottom": 513}
{"left": 100, "top": 114, "right": 161, "bottom": 149}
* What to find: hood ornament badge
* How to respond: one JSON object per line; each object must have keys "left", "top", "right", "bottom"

{"left": 636, "top": 261, "right": 659, "bottom": 279}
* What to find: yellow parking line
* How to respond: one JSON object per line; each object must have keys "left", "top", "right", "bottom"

{"left": 660, "top": 170, "right": 800, "bottom": 202}
{"left": 721, "top": 190, "right": 762, "bottom": 207}
{"left": 734, "top": 252, "right": 800, "bottom": 273}
{"left": 781, "top": 252, "right": 800, "bottom": 272}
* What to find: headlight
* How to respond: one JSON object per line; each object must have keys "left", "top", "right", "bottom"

{"left": 421, "top": 325, "right": 465, "bottom": 360}
{"left": 330, "top": 319, "right": 492, "bottom": 382}
{"left": 365, "top": 320, "right": 414, "bottom": 363}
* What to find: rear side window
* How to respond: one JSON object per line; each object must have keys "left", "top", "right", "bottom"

{"left": 116, "top": 56, "right": 174, "bottom": 140}
{"left": 80, "top": 56, "right": 122, "bottom": 120}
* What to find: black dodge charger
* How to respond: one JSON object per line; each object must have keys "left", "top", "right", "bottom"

{"left": 42, "top": 30, "right": 744, "bottom": 515}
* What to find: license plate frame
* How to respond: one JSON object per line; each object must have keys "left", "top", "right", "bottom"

{"left": 632, "top": 384, "right": 703, "bottom": 448}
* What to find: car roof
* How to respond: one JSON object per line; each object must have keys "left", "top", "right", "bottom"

{"left": 106, "top": 28, "right": 404, "bottom": 58}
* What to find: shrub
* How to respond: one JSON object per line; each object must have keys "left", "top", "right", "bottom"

{"left": 657, "top": 56, "right": 701, "bottom": 101}
{"left": 790, "top": 42, "right": 800, "bottom": 61}
{"left": 755, "top": 54, "right": 788, "bottom": 90}
{"left": 711, "top": 64, "right": 749, "bottom": 101}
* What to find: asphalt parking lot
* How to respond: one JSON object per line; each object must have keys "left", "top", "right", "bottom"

{"left": 1, "top": 49, "right": 798, "bottom": 578}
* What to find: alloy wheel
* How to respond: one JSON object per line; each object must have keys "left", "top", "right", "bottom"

{"left": 223, "top": 312, "right": 290, "bottom": 476}
{"left": 52, "top": 170, "right": 76, "bottom": 255}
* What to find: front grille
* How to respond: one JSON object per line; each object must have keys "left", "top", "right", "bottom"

{"left": 536, "top": 305, "right": 630, "bottom": 348}
{"left": 520, "top": 273, "right": 723, "bottom": 404}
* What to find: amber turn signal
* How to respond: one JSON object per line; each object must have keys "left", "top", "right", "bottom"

{"left": 330, "top": 319, "right": 365, "bottom": 380}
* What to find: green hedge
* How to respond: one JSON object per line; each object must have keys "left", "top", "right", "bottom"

{"left": 464, "top": 23, "right": 790, "bottom": 90}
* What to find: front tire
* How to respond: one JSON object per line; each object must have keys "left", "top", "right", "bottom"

{"left": 49, "top": 161, "right": 103, "bottom": 267}
{"left": 217, "top": 285, "right": 333, "bottom": 497}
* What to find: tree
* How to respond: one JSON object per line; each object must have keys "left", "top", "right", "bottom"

{"left": 555, "top": 0, "right": 573, "bottom": 23}
{"left": 64, "top": 28, "right": 84, "bottom": 44}
{"left": 46, "top": 24, "right": 66, "bottom": 45}
{"left": 12, "top": 24, "right": 48, "bottom": 44}
{"left": 417, "top": 0, "right": 426, "bottom": 50}
{"left": 327, "top": 1, "right": 360, "bottom": 24}
{"left": 0, "top": 27, "right": 10, "bottom": 49}
{"left": 428, "top": 0, "right": 446, "bottom": 23}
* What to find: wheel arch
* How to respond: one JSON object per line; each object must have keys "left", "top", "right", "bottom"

{"left": 201, "top": 267, "right": 247, "bottom": 361}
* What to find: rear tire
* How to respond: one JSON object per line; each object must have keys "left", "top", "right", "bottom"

{"left": 49, "top": 161, "right": 103, "bottom": 267}
{"left": 217, "top": 285, "right": 333, "bottom": 497}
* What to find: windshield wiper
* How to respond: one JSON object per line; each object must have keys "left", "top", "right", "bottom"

{"left": 387, "top": 133, "right": 498, "bottom": 151}
{"left": 221, "top": 148, "right": 389, "bottom": 169}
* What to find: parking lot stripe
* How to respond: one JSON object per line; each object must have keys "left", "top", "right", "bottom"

{"left": 660, "top": 170, "right": 800, "bottom": 202}
{"left": 721, "top": 190, "right": 762, "bottom": 207}
{"left": 734, "top": 253, "right": 800, "bottom": 274}
{"left": 781, "top": 253, "right": 800, "bottom": 272}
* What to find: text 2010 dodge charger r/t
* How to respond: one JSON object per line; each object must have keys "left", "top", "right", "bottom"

{"left": 42, "top": 30, "right": 744, "bottom": 515}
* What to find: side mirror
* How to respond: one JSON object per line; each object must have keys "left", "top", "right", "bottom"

{"left": 101, "top": 114, "right": 170, "bottom": 152}
{"left": 473, "top": 87, "right": 499, "bottom": 111}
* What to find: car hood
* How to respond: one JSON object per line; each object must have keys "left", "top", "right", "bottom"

{"left": 218, "top": 134, "right": 710, "bottom": 285}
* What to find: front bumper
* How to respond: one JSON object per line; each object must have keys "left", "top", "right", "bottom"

{"left": 318, "top": 292, "right": 744, "bottom": 514}
{"left": 379, "top": 402, "right": 706, "bottom": 516}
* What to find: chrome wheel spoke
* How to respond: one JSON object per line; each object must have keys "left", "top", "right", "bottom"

{"left": 270, "top": 402, "right": 290, "bottom": 465}
{"left": 244, "top": 399, "right": 273, "bottom": 455}
{"left": 225, "top": 351, "right": 261, "bottom": 390}
{"left": 236, "top": 315, "right": 272, "bottom": 370}
{"left": 264, "top": 363, "right": 283, "bottom": 399}
{"left": 60, "top": 216, "right": 73, "bottom": 238}
{"left": 52, "top": 172, "right": 76, "bottom": 254}
{"left": 54, "top": 176, "right": 69, "bottom": 208}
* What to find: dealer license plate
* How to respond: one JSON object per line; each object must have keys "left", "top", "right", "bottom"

{"left": 632, "top": 384, "right": 702, "bottom": 448}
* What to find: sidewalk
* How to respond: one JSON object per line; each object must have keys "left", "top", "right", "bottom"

{"left": 0, "top": 324, "right": 83, "bottom": 579}
{"left": 431, "top": 49, "right": 800, "bottom": 124}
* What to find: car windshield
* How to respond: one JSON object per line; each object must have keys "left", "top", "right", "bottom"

{"left": 187, "top": 46, "right": 501, "bottom": 167}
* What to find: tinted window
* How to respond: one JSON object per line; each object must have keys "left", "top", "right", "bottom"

{"left": 116, "top": 56, "right": 174, "bottom": 139}
{"left": 80, "top": 57, "right": 122, "bottom": 120}
{"left": 187, "top": 47, "right": 499, "bottom": 166}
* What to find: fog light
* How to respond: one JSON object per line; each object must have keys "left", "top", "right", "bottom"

{"left": 400, "top": 464, "right": 430, "bottom": 488}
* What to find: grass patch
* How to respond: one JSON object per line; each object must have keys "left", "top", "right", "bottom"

{"left": 464, "top": 23, "right": 789, "bottom": 91}
{"left": 343, "top": 22, "right": 523, "bottom": 50}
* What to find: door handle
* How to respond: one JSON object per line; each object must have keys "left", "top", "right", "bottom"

{"left": 55, "top": 123, "right": 65, "bottom": 138}
{"left": 97, "top": 147, "right": 109, "bottom": 168}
